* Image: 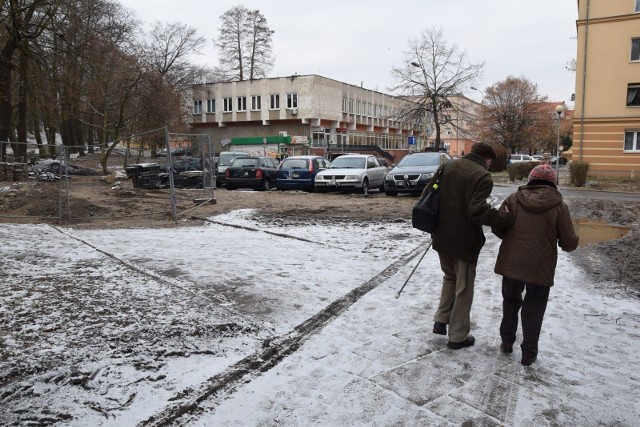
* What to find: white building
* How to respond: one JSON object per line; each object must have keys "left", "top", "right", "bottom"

{"left": 189, "top": 75, "right": 422, "bottom": 162}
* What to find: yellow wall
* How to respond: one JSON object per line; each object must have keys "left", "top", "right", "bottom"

{"left": 573, "top": 0, "right": 640, "bottom": 175}
{"left": 579, "top": 0, "right": 637, "bottom": 18}
{"left": 575, "top": 9, "right": 640, "bottom": 116}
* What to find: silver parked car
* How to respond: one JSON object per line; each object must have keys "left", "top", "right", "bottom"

{"left": 314, "top": 154, "right": 387, "bottom": 195}
{"left": 509, "top": 154, "right": 540, "bottom": 163}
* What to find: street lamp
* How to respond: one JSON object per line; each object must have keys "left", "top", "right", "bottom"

{"left": 470, "top": 86, "right": 483, "bottom": 101}
{"left": 555, "top": 104, "right": 565, "bottom": 184}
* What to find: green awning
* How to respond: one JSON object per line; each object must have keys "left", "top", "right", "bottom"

{"left": 230, "top": 136, "right": 291, "bottom": 145}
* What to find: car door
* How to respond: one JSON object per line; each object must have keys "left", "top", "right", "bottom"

{"left": 266, "top": 158, "right": 278, "bottom": 181}
{"left": 367, "top": 156, "right": 385, "bottom": 185}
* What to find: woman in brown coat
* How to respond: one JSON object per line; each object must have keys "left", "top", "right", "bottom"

{"left": 492, "top": 164, "right": 579, "bottom": 366}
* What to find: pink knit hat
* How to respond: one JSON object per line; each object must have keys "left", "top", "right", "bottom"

{"left": 528, "top": 164, "right": 557, "bottom": 183}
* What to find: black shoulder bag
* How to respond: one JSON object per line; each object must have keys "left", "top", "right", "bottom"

{"left": 412, "top": 164, "right": 446, "bottom": 233}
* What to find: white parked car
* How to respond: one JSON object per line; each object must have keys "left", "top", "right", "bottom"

{"left": 314, "top": 154, "right": 387, "bottom": 195}
{"left": 509, "top": 154, "right": 540, "bottom": 163}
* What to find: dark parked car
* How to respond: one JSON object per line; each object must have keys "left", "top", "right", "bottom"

{"left": 550, "top": 155, "right": 568, "bottom": 165}
{"left": 171, "top": 156, "right": 202, "bottom": 173}
{"left": 383, "top": 151, "right": 452, "bottom": 196}
{"left": 216, "top": 151, "right": 249, "bottom": 187}
{"left": 276, "top": 155, "right": 330, "bottom": 191}
{"left": 225, "top": 156, "right": 279, "bottom": 191}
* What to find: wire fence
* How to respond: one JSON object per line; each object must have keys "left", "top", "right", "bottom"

{"left": 0, "top": 128, "right": 216, "bottom": 224}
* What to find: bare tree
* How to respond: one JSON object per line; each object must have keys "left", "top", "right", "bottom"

{"left": 477, "top": 76, "right": 550, "bottom": 154}
{"left": 214, "top": 5, "right": 273, "bottom": 81}
{"left": 0, "top": 0, "right": 59, "bottom": 161}
{"left": 390, "top": 27, "right": 483, "bottom": 150}
{"left": 245, "top": 9, "right": 273, "bottom": 80}
{"left": 145, "top": 21, "right": 210, "bottom": 87}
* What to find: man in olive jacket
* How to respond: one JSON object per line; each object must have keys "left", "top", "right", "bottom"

{"left": 426, "top": 142, "right": 513, "bottom": 349}
{"left": 493, "top": 164, "right": 579, "bottom": 366}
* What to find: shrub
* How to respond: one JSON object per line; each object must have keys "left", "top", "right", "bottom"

{"left": 570, "top": 161, "right": 590, "bottom": 187}
{"left": 506, "top": 162, "right": 537, "bottom": 182}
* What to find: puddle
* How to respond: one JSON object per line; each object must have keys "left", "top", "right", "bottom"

{"left": 574, "top": 219, "right": 632, "bottom": 245}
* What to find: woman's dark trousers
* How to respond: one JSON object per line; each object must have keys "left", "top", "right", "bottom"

{"left": 500, "top": 277, "right": 550, "bottom": 359}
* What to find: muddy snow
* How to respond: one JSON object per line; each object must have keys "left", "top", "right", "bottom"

{"left": 1, "top": 188, "right": 640, "bottom": 426}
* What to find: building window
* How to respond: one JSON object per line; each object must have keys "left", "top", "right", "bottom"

{"left": 356, "top": 101, "right": 361, "bottom": 115}
{"left": 193, "top": 99, "right": 202, "bottom": 114}
{"left": 223, "top": 97, "right": 232, "bottom": 112}
{"left": 206, "top": 99, "right": 215, "bottom": 113}
{"left": 624, "top": 130, "right": 640, "bottom": 151}
{"left": 636, "top": 0, "right": 640, "bottom": 12}
{"left": 270, "top": 94, "right": 280, "bottom": 109}
{"left": 251, "top": 95, "right": 261, "bottom": 111}
{"left": 286, "top": 93, "right": 298, "bottom": 109}
{"left": 349, "top": 99, "right": 354, "bottom": 114}
{"left": 237, "top": 96, "right": 247, "bottom": 111}
{"left": 627, "top": 84, "right": 640, "bottom": 106}
{"left": 342, "top": 98, "right": 348, "bottom": 113}
{"left": 632, "top": 38, "right": 640, "bottom": 61}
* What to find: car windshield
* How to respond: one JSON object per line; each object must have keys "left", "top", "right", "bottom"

{"left": 219, "top": 153, "right": 246, "bottom": 166}
{"left": 231, "top": 158, "right": 258, "bottom": 167}
{"left": 398, "top": 154, "right": 440, "bottom": 167}
{"left": 280, "top": 159, "right": 308, "bottom": 169}
{"left": 329, "top": 157, "right": 365, "bottom": 169}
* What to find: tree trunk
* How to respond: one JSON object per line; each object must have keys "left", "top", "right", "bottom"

{"left": 34, "top": 118, "right": 47, "bottom": 157}
{"left": 0, "top": 41, "right": 17, "bottom": 161}
{"left": 14, "top": 43, "right": 28, "bottom": 162}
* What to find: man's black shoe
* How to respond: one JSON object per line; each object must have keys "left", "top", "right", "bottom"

{"left": 433, "top": 322, "right": 447, "bottom": 335}
{"left": 447, "top": 335, "right": 475, "bottom": 350}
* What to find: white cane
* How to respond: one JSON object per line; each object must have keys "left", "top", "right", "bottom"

{"left": 395, "top": 241, "right": 432, "bottom": 299}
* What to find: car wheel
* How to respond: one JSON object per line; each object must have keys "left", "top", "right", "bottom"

{"left": 258, "top": 179, "right": 270, "bottom": 191}
{"left": 385, "top": 190, "right": 398, "bottom": 196}
{"left": 361, "top": 178, "right": 369, "bottom": 196}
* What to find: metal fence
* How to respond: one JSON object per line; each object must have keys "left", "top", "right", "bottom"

{"left": 0, "top": 129, "right": 216, "bottom": 224}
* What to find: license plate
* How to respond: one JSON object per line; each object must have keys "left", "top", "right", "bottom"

{"left": 292, "top": 173, "right": 300, "bottom": 178}
{"left": 244, "top": 171, "right": 249, "bottom": 176}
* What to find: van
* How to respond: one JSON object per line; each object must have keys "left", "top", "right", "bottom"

{"left": 216, "top": 151, "right": 249, "bottom": 186}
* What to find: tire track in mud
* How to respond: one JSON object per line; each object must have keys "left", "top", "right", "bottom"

{"left": 195, "top": 216, "right": 345, "bottom": 248}
{"left": 49, "top": 225, "right": 266, "bottom": 334}
{"left": 138, "top": 246, "right": 424, "bottom": 427}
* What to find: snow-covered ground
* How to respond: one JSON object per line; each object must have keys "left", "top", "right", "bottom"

{"left": 1, "top": 204, "right": 639, "bottom": 426}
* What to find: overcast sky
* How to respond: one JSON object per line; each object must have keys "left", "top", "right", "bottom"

{"left": 120, "top": 0, "right": 578, "bottom": 106}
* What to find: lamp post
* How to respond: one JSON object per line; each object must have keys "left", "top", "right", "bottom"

{"left": 555, "top": 104, "right": 565, "bottom": 184}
